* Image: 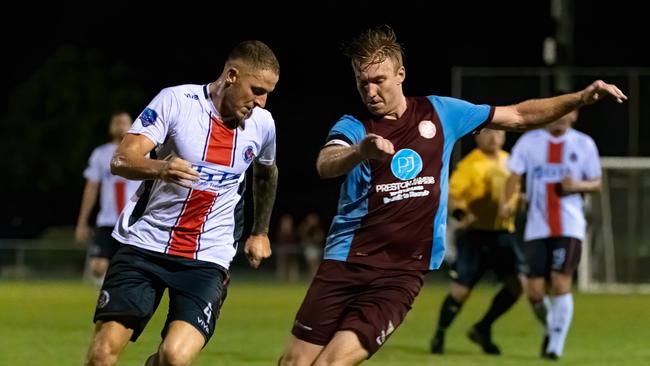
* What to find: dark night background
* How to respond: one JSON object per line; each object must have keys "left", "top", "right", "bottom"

{"left": 1, "top": 1, "right": 647, "bottom": 239}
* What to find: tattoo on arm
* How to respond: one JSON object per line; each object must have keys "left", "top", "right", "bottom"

{"left": 252, "top": 163, "right": 278, "bottom": 235}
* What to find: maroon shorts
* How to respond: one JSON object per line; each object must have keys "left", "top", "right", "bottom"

{"left": 291, "top": 260, "right": 425, "bottom": 356}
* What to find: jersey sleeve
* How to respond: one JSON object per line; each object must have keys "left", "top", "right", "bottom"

{"left": 256, "top": 114, "right": 276, "bottom": 166}
{"left": 82, "top": 148, "right": 102, "bottom": 182}
{"left": 427, "top": 96, "right": 494, "bottom": 143}
{"left": 582, "top": 137, "right": 602, "bottom": 180}
{"left": 129, "top": 88, "right": 180, "bottom": 146}
{"left": 507, "top": 135, "right": 528, "bottom": 175}
{"left": 324, "top": 115, "right": 366, "bottom": 147}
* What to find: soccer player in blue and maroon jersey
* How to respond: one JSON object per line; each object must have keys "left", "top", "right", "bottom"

{"left": 278, "top": 25, "right": 626, "bottom": 365}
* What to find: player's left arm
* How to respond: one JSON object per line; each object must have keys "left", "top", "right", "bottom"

{"left": 244, "top": 161, "right": 278, "bottom": 268}
{"left": 561, "top": 138, "right": 602, "bottom": 194}
{"left": 489, "top": 80, "right": 627, "bottom": 131}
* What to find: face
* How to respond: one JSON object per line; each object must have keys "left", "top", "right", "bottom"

{"left": 474, "top": 129, "right": 505, "bottom": 155}
{"left": 546, "top": 110, "right": 578, "bottom": 135}
{"left": 109, "top": 113, "right": 132, "bottom": 140}
{"left": 223, "top": 66, "right": 279, "bottom": 123}
{"left": 353, "top": 57, "right": 405, "bottom": 117}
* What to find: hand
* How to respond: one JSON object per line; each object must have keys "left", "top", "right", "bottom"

{"left": 358, "top": 133, "right": 395, "bottom": 160}
{"left": 244, "top": 234, "right": 272, "bottom": 268}
{"left": 74, "top": 224, "right": 91, "bottom": 244}
{"left": 456, "top": 212, "right": 476, "bottom": 229}
{"left": 159, "top": 156, "right": 200, "bottom": 188}
{"left": 560, "top": 176, "right": 578, "bottom": 195}
{"left": 498, "top": 202, "right": 516, "bottom": 219}
{"left": 580, "top": 80, "right": 627, "bottom": 105}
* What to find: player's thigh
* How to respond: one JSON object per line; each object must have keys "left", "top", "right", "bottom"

{"left": 338, "top": 269, "right": 425, "bottom": 357}
{"left": 290, "top": 261, "right": 359, "bottom": 348}
{"left": 157, "top": 320, "right": 205, "bottom": 365}
{"left": 523, "top": 239, "right": 550, "bottom": 279}
{"left": 491, "top": 233, "right": 526, "bottom": 283}
{"left": 164, "top": 262, "right": 228, "bottom": 345}
{"left": 314, "top": 330, "right": 368, "bottom": 366}
{"left": 279, "top": 335, "right": 324, "bottom": 366}
{"left": 451, "top": 230, "right": 485, "bottom": 288}
{"left": 87, "top": 320, "right": 133, "bottom": 358}
{"left": 93, "top": 245, "right": 166, "bottom": 341}
{"left": 550, "top": 237, "right": 582, "bottom": 275}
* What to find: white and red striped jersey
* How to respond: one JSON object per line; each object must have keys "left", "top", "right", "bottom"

{"left": 508, "top": 128, "right": 601, "bottom": 241}
{"left": 112, "top": 84, "right": 276, "bottom": 269}
{"left": 83, "top": 143, "right": 141, "bottom": 227}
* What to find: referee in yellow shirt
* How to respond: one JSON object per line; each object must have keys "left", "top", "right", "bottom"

{"left": 430, "top": 129, "right": 524, "bottom": 355}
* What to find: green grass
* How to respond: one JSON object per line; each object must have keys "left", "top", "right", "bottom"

{"left": 0, "top": 280, "right": 648, "bottom": 365}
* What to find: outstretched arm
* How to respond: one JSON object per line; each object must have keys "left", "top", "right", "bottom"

{"left": 244, "top": 162, "right": 278, "bottom": 268}
{"left": 111, "top": 134, "right": 199, "bottom": 187}
{"left": 316, "top": 133, "right": 395, "bottom": 178}
{"left": 489, "top": 80, "right": 627, "bottom": 131}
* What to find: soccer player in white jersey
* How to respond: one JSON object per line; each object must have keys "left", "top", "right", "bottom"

{"left": 84, "top": 40, "right": 280, "bottom": 366}
{"left": 501, "top": 109, "right": 602, "bottom": 360}
{"left": 75, "top": 112, "right": 140, "bottom": 282}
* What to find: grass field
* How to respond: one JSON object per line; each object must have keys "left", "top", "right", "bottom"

{"left": 0, "top": 280, "right": 648, "bottom": 365}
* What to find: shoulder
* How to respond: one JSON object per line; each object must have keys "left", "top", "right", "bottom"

{"left": 247, "top": 107, "right": 275, "bottom": 133}
{"left": 569, "top": 129, "right": 598, "bottom": 150}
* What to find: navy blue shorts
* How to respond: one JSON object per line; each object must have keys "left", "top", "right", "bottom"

{"left": 524, "top": 237, "right": 582, "bottom": 278}
{"left": 451, "top": 230, "right": 525, "bottom": 288}
{"left": 93, "top": 244, "right": 228, "bottom": 343}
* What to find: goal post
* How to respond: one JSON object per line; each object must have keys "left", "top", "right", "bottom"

{"left": 580, "top": 157, "right": 650, "bottom": 293}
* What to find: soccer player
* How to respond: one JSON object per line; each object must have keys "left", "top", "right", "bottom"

{"left": 84, "top": 40, "right": 279, "bottom": 366}
{"left": 501, "top": 108, "right": 601, "bottom": 360}
{"left": 430, "top": 129, "right": 524, "bottom": 355}
{"left": 278, "top": 25, "right": 626, "bottom": 365}
{"left": 75, "top": 111, "right": 140, "bottom": 283}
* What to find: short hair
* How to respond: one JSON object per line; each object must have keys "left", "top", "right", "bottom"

{"left": 227, "top": 40, "right": 280, "bottom": 75}
{"left": 343, "top": 25, "right": 404, "bottom": 72}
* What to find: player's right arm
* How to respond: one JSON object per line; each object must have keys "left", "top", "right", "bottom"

{"left": 317, "top": 133, "right": 394, "bottom": 178}
{"left": 111, "top": 135, "right": 199, "bottom": 188}
{"left": 111, "top": 88, "right": 199, "bottom": 188}
{"left": 499, "top": 173, "right": 522, "bottom": 219}
{"left": 75, "top": 180, "right": 99, "bottom": 243}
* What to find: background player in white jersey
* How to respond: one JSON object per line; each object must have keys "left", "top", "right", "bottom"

{"left": 75, "top": 111, "right": 139, "bottom": 282}
{"left": 85, "top": 40, "right": 280, "bottom": 366}
{"left": 501, "top": 109, "right": 602, "bottom": 360}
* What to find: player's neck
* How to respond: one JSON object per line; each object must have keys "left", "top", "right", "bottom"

{"left": 480, "top": 149, "right": 499, "bottom": 160}
{"left": 548, "top": 129, "right": 568, "bottom": 137}
{"left": 384, "top": 95, "right": 408, "bottom": 120}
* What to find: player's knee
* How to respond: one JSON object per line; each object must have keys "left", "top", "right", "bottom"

{"left": 278, "top": 350, "right": 313, "bottom": 366}
{"left": 86, "top": 340, "right": 119, "bottom": 366}
{"left": 90, "top": 260, "right": 108, "bottom": 278}
{"left": 450, "top": 284, "right": 470, "bottom": 302}
{"left": 158, "top": 341, "right": 196, "bottom": 366}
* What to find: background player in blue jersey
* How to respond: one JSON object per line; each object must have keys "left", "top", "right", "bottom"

{"left": 278, "top": 25, "right": 626, "bottom": 365}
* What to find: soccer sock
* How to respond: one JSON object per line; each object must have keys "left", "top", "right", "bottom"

{"left": 531, "top": 297, "right": 550, "bottom": 328}
{"left": 476, "top": 287, "right": 520, "bottom": 330}
{"left": 435, "top": 295, "right": 464, "bottom": 334}
{"left": 548, "top": 293, "right": 573, "bottom": 356}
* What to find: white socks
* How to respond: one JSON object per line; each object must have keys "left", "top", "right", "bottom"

{"left": 547, "top": 293, "right": 573, "bottom": 356}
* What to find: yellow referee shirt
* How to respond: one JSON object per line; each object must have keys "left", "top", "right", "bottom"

{"left": 449, "top": 148, "right": 515, "bottom": 232}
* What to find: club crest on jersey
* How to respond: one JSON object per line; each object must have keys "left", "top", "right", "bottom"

{"left": 139, "top": 108, "right": 158, "bottom": 127}
{"left": 391, "top": 149, "right": 423, "bottom": 181}
{"left": 97, "top": 290, "right": 110, "bottom": 309}
{"left": 418, "top": 120, "right": 436, "bottom": 139}
{"left": 242, "top": 145, "right": 256, "bottom": 163}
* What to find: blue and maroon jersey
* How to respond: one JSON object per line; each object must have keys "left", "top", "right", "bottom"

{"left": 323, "top": 96, "right": 494, "bottom": 271}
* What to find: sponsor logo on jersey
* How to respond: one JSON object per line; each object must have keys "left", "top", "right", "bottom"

{"left": 184, "top": 93, "right": 199, "bottom": 100}
{"left": 97, "top": 290, "right": 110, "bottom": 309}
{"left": 418, "top": 120, "right": 436, "bottom": 139}
{"left": 139, "top": 108, "right": 158, "bottom": 127}
{"left": 532, "top": 164, "right": 570, "bottom": 181}
{"left": 242, "top": 145, "right": 255, "bottom": 164}
{"left": 390, "top": 149, "right": 423, "bottom": 181}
